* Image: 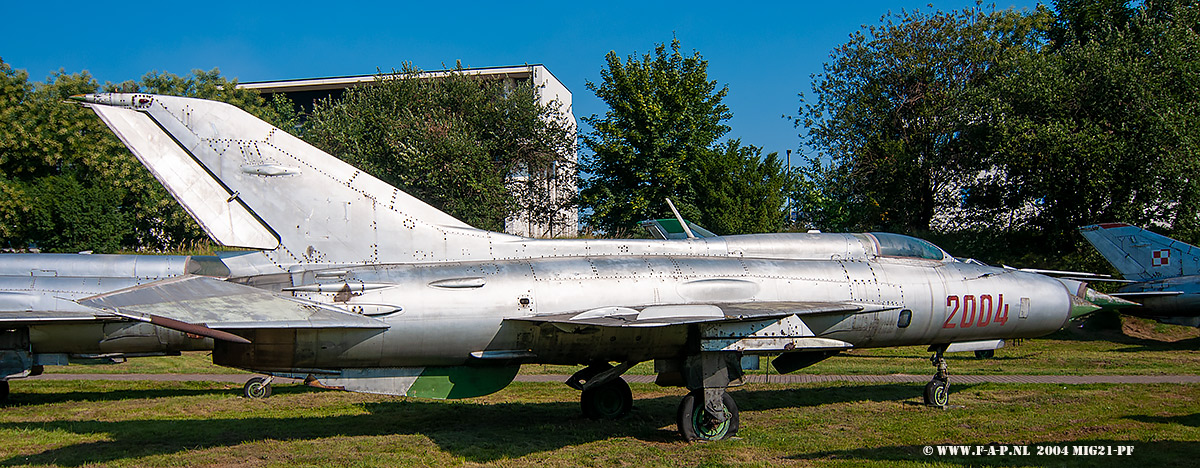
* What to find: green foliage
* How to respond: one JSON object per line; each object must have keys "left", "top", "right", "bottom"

{"left": 980, "top": 0, "right": 1200, "bottom": 248}
{"left": 796, "top": 1, "right": 1200, "bottom": 268}
{"left": 303, "top": 66, "right": 576, "bottom": 233}
{"left": 692, "top": 140, "right": 790, "bottom": 235}
{"left": 0, "top": 61, "right": 137, "bottom": 251}
{"left": 580, "top": 39, "right": 733, "bottom": 236}
{"left": 0, "top": 61, "right": 298, "bottom": 252}
{"left": 796, "top": 5, "right": 1046, "bottom": 234}
{"left": 21, "top": 175, "right": 130, "bottom": 252}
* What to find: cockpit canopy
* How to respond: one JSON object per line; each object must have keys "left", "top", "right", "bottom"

{"left": 869, "top": 232, "right": 949, "bottom": 261}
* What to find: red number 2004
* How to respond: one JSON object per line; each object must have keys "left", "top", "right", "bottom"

{"left": 943, "top": 294, "right": 1009, "bottom": 328}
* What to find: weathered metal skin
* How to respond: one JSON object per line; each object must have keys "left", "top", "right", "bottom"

{"left": 210, "top": 251, "right": 1073, "bottom": 371}
{"left": 0, "top": 253, "right": 219, "bottom": 359}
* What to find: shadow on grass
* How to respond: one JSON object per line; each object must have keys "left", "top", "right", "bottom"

{"left": 0, "top": 383, "right": 951, "bottom": 466}
{"left": 1127, "top": 413, "right": 1200, "bottom": 427}
{"left": 1113, "top": 335, "right": 1200, "bottom": 353}
{"left": 839, "top": 353, "right": 1032, "bottom": 362}
{"left": 793, "top": 440, "right": 1200, "bottom": 467}
{"left": 1, "top": 382, "right": 318, "bottom": 407}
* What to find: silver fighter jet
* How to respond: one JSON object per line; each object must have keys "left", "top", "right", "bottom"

{"left": 45, "top": 93, "right": 1116, "bottom": 441}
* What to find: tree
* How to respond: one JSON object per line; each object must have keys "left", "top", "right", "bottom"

{"left": 303, "top": 66, "right": 576, "bottom": 233}
{"left": 980, "top": 0, "right": 1200, "bottom": 246}
{"left": 692, "top": 140, "right": 790, "bottom": 235}
{"left": 581, "top": 39, "right": 732, "bottom": 236}
{"left": 795, "top": 6, "right": 1047, "bottom": 233}
{"left": 0, "top": 62, "right": 136, "bottom": 251}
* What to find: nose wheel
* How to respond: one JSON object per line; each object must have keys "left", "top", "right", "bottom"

{"left": 243, "top": 376, "right": 273, "bottom": 399}
{"left": 924, "top": 346, "right": 950, "bottom": 407}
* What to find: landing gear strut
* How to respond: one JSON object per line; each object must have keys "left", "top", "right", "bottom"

{"left": 243, "top": 375, "right": 273, "bottom": 399}
{"left": 674, "top": 352, "right": 742, "bottom": 441}
{"left": 570, "top": 362, "right": 634, "bottom": 419}
{"left": 924, "top": 346, "right": 949, "bottom": 407}
{"left": 677, "top": 389, "right": 739, "bottom": 441}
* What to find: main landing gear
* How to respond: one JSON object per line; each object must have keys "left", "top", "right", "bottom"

{"left": 0, "top": 380, "right": 8, "bottom": 403}
{"left": 569, "top": 362, "right": 634, "bottom": 419}
{"left": 243, "top": 375, "right": 273, "bottom": 399}
{"left": 924, "top": 345, "right": 950, "bottom": 407}
{"left": 568, "top": 353, "right": 743, "bottom": 442}
{"left": 677, "top": 388, "right": 739, "bottom": 441}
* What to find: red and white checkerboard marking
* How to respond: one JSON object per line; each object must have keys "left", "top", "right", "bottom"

{"left": 1152, "top": 249, "right": 1171, "bottom": 267}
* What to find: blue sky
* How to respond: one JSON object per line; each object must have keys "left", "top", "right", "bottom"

{"left": 4, "top": 1, "right": 1038, "bottom": 164}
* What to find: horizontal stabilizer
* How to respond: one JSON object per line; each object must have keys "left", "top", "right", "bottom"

{"left": 1112, "top": 291, "right": 1184, "bottom": 299}
{"left": 512, "top": 301, "right": 869, "bottom": 328}
{"left": 79, "top": 276, "right": 387, "bottom": 330}
{"left": 0, "top": 309, "right": 119, "bottom": 326}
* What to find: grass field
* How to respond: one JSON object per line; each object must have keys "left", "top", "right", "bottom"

{"left": 2, "top": 379, "right": 1198, "bottom": 467}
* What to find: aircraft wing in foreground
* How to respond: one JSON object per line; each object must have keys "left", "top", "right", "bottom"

{"left": 47, "top": 93, "right": 1124, "bottom": 441}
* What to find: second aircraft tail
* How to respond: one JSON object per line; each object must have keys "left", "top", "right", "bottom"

{"left": 1078, "top": 223, "right": 1200, "bottom": 281}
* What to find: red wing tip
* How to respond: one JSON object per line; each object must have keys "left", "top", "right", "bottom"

{"left": 1096, "top": 223, "right": 1132, "bottom": 229}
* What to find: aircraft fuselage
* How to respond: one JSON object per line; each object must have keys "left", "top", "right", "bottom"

{"left": 213, "top": 254, "right": 1073, "bottom": 372}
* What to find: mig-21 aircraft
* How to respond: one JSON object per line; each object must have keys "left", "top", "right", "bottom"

{"left": 1077, "top": 223, "right": 1200, "bottom": 327}
{"left": 18, "top": 92, "right": 1122, "bottom": 441}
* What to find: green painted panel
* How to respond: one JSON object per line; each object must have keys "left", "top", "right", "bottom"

{"left": 406, "top": 364, "right": 520, "bottom": 399}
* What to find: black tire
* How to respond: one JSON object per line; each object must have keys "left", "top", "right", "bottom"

{"left": 974, "top": 350, "right": 995, "bottom": 359}
{"left": 243, "top": 376, "right": 272, "bottom": 399}
{"left": 0, "top": 380, "right": 8, "bottom": 402}
{"left": 677, "top": 390, "right": 739, "bottom": 441}
{"left": 581, "top": 378, "right": 633, "bottom": 419}
{"left": 924, "top": 379, "right": 949, "bottom": 406}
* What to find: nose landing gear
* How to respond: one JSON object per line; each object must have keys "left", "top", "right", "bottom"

{"left": 924, "top": 346, "right": 950, "bottom": 407}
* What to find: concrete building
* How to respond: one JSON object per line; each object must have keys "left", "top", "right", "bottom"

{"left": 238, "top": 65, "right": 578, "bottom": 238}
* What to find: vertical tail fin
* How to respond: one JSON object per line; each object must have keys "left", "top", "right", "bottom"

{"left": 1078, "top": 223, "right": 1200, "bottom": 281}
{"left": 76, "top": 93, "right": 511, "bottom": 268}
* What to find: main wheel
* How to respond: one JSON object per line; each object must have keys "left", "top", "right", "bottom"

{"left": 677, "top": 390, "right": 739, "bottom": 441}
{"left": 581, "top": 378, "right": 633, "bottom": 419}
{"left": 924, "top": 378, "right": 949, "bottom": 406}
{"left": 243, "top": 376, "right": 272, "bottom": 399}
{"left": 0, "top": 380, "right": 8, "bottom": 402}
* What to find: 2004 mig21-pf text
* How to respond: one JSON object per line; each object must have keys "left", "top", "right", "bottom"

{"left": 45, "top": 93, "right": 1121, "bottom": 440}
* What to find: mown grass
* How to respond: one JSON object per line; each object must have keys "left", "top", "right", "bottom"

{"left": 1, "top": 379, "right": 1197, "bottom": 467}
{"left": 42, "top": 353, "right": 243, "bottom": 375}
